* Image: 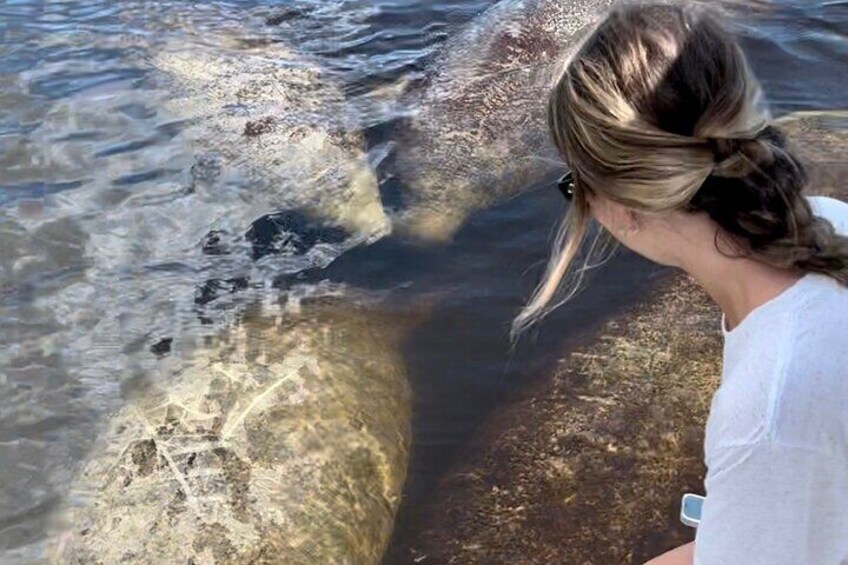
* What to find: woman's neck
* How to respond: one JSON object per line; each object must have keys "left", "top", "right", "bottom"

{"left": 676, "top": 221, "right": 804, "bottom": 332}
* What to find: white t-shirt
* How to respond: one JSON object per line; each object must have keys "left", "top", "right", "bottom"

{"left": 694, "top": 196, "right": 848, "bottom": 565}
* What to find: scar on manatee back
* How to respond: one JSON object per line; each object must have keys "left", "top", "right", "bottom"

{"left": 214, "top": 447, "right": 252, "bottom": 522}
{"left": 244, "top": 116, "right": 276, "bottom": 137}
{"left": 130, "top": 439, "right": 159, "bottom": 478}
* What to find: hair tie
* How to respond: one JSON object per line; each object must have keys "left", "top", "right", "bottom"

{"left": 707, "top": 137, "right": 742, "bottom": 164}
{"left": 707, "top": 125, "right": 785, "bottom": 164}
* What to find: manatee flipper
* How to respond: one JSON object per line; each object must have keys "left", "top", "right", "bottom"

{"left": 54, "top": 298, "right": 412, "bottom": 564}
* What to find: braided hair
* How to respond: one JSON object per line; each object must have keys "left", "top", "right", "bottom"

{"left": 691, "top": 125, "right": 848, "bottom": 281}
{"left": 514, "top": 2, "right": 848, "bottom": 337}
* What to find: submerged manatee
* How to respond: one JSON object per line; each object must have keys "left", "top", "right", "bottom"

{"left": 775, "top": 110, "right": 848, "bottom": 198}
{"left": 54, "top": 295, "right": 412, "bottom": 564}
{"left": 14, "top": 13, "right": 409, "bottom": 562}
{"left": 153, "top": 35, "right": 390, "bottom": 244}
{"left": 387, "top": 0, "right": 612, "bottom": 241}
{"left": 14, "top": 12, "right": 392, "bottom": 335}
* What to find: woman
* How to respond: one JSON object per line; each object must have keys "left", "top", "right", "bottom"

{"left": 514, "top": 3, "right": 848, "bottom": 564}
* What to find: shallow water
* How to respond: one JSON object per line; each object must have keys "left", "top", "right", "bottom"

{"left": 0, "top": 0, "right": 846, "bottom": 562}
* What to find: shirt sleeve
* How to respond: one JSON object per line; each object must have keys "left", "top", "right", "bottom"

{"left": 694, "top": 440, "right": 845, "bottom": 565}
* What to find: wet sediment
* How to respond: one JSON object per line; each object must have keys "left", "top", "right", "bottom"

{"left": 386, "top": 112, "right": 847, "bottom": 564}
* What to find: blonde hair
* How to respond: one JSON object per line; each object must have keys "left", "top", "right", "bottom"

{"left": 513, "top": 2, "right": 848, "bottom": 338}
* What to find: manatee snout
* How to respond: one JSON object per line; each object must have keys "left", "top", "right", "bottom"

{"left": 334, "top": 161, "right": 393, "bottom": 241}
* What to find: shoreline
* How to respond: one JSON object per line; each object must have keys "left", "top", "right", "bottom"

{"left": 384, "top": 111, "right": 847, "bottom": 564}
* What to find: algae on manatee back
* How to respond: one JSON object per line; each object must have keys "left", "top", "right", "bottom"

{"left": 777, "top": 110, "right": 848, "bottom": 199}
{"left": 55, "top": 297, "right": 411, "bottom": 564}
{"left": 388, "top": 0, "right": 614, "bottom": 241}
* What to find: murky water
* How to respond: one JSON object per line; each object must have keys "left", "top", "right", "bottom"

{"left": 1, "top": 0, "right": 845, "bottom": 562}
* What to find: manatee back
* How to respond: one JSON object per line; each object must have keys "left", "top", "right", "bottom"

{"left": 152, "top": 35, "right": 390, "bottom": 244}
{"left": 55, "top": 300, "right": 411, "bottom": 564}
{"left": 391, "top": 0, "right": 615, "bottom": 241}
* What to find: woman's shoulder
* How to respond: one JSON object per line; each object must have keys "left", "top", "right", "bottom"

{"left": 779, "top": 273, "right": 848, "bottom": 382}
{"left": 770, "top": 274, "right": 848, "bottom": 451}
{"left": 712, "top": 273, "right": 848, "bottom": 453}
{"left": 807, "top": 195, "right": 848, "bottom": 234}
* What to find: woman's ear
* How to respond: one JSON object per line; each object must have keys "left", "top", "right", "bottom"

{"left": 627, "top": 209, "right": 641, "bottom": 234}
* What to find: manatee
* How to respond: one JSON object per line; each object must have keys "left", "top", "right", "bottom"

{"left": 20, "top": 2, "right": 390, "bottom": 280}
{"left": 151, "top": 36, "right": 390, "bottom": 243}
{"left": 775, "top": 110, "right": 848, "bottom": 198}
{"left": 5, "top": 6, "right": 394, "bottom": 376}
{"left": 1, "top": 11, "right": 399, "bottom": 562}
{"left": 387, "top": 0, "right": 615, "bottom": 241}
{"left": 52, "top": 295, "right": 412, "bottom": 564}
